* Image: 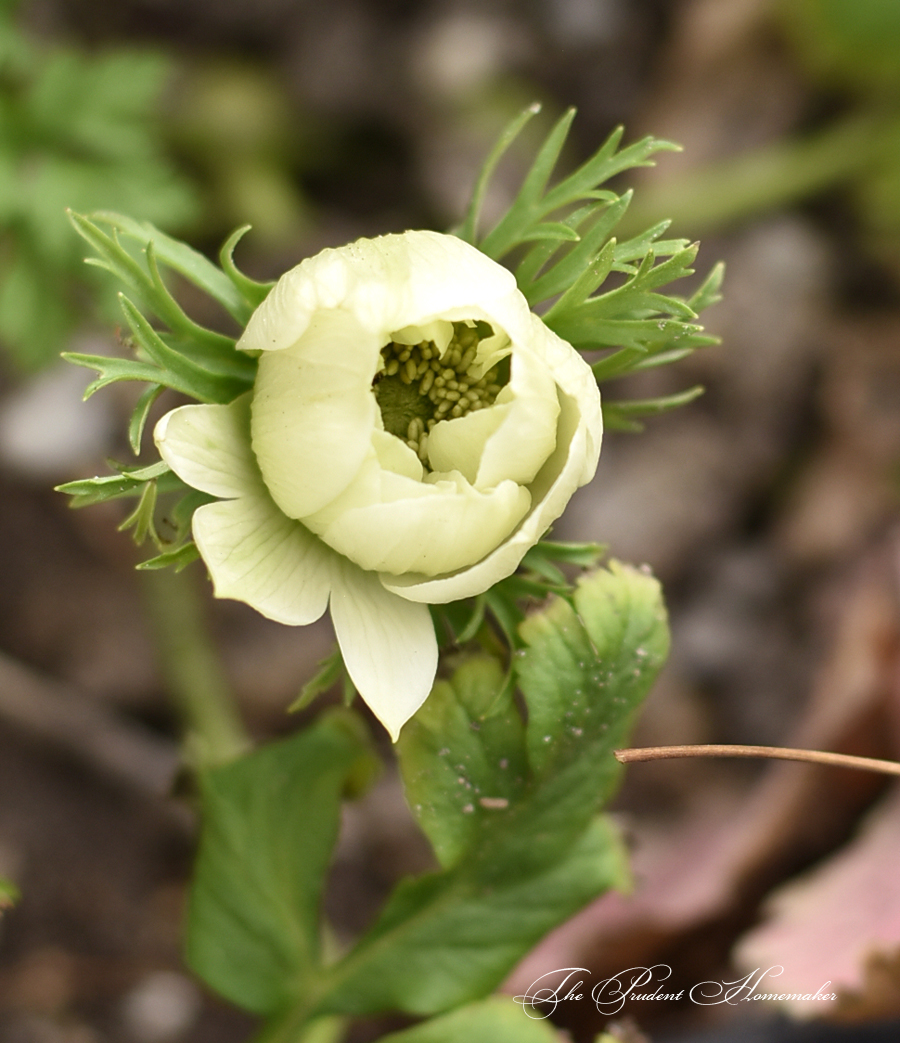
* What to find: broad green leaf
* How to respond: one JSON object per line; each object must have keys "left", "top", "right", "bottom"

{"left": 377, "top": 997, "right": 562, "bottom": 1043}
{"left": 519, "top": 562, "right": 669, "bottom": 784}
{"left": 303, "top": 564, "right": 666, "bottom": 1020}
{"left": 308, "top": 816, "right": 628, "bottom": 1019}
{"left": 397, "top": 655, "right": 528, "bottom": 869}
{"left": 185, "top": 712, "right": 378, "bottom": 1017}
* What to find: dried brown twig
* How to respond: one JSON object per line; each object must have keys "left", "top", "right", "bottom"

{"left": 615, "top": 744, "right": 900, "bottom": 776}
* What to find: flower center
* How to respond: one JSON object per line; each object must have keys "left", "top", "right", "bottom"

{"left": 373, "top": 320, "right": 508, "bottom": 465}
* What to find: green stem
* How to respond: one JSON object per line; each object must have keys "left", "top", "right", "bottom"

{"left": 141, "top": 569, "right": 250, "bottom": 768}
{"left": 253, "top": 1014, "right": 347, "bottom": 1043}
{"left": 620, "top": 110, "right": 898, "bottom": 236}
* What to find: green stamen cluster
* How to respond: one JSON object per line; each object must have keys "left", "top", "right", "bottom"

{"left": 374, "top": 321, "right": 506, "bottom": 465}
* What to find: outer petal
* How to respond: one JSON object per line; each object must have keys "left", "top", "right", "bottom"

{"left": 155, "top": 396, "right": 262, "bottom": 499}
{"left": 381, "top": 387, "right": 601, "bottom": 604}
{"left": 236, "top": 231, "right": 522, "bottom": 358}
{"left": 192, "top": 493, "right": 335, "bottom": 626}
{"left": 251, "top": 309, "right": 381, "bottom": 518}
{"left": 330, "top": 559, "right": 438, "bottom": 740}
{"left": 304, "top": 459, "right": 531, "bottom": 576}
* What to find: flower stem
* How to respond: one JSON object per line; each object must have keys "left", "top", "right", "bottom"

{"left": 141, "top": 569, "right": 250, "bottom": 768}
{"left": 614, "top": 744, "right": 900, "bottom": 776}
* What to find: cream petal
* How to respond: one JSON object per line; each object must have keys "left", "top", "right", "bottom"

{"left": 330, "top": 561, "right": 438, "bottom": 740}
{"left": 474, "top": 346, "right": 559, "bottom": 489}
{"left": 524, "top": 313, "right": 604, "bottom": 481}
{"left": 425, "top": 405, "right": 507, "bottom": 485}
{"left": 310, "top": 467, "right": 532, "bottom": 576}
{"left": 192, "top": 493, "right": 335, "bottom": 626}
{"left": 371, "top": 429, "right": 424, "bottom": 481}
{"left": 155, "top": 396, "right": 262, "bottom": 500}
{"left": 251, "top": 309, "right": 381, "bottom": 519}
{"left": 237, "top": 231, "right": 524, "bottom": 360}
{"left": 381, "top": 387, "right": 601, "bottom": 604}
{"left": 392, "top": 319, "right": 454, "bottom": 353}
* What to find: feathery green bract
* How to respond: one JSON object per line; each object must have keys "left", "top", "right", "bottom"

{"left": 457, "top": 105, "right": 724, "bottom": 421}
{"left": 60, "top": 210, "right": 267, "bottom": 566}
{"left": 66, "top": 209, "right": 265, "bottom": 428}
{"left": 56, "top": 457, "right": 207, "bottom": 569}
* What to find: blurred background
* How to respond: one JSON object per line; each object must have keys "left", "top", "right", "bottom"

{"left": 1, "top": 0, "right": 900, "bottom": 1041}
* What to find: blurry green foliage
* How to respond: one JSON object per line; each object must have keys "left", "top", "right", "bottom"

{"left": 625, "top": 0, "right": 900, "bottom": 272}
{"left": 0, "top": 2, "right": 196, "bottom": 368}
{"left": 779, "top": 0, "right": 900, "bottom": 95}
{"left": 778, "top": 0, "right": 900, "bottom": 269}
{"left": 170, "top": 61, "right": 309, "bottom": 248}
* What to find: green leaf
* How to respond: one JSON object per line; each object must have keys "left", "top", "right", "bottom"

{"left": 377, "top": 997, "right": 562, "bottom": 1043}
{"left": 517, "top": 108, "right": 578, "bottom": 213}
{"left": 689, "top": 260, "right": 726, "bottom": 312}
{"left": 288, "top": 647, "right": 346, "bottom": 713}
{"left": 602, "top": 386, "right": 705, "bottom": 432}
{"left": 471, "top": 107, "right": 679, "bottom": 264}
{"left": 94, "top": 211, "right": 251, "bottom": 323}
{"left": 397, "top": 655, "right": 528, "bottom": 869}
{"left": 526, "top": 539, "right": 606, "bottom": 571}
{"left": 136, "top": 541, "right": 200, "bottom": 572}
{"left": 70, "top": 212, "right": 235, "bottom": 354}
{"left": 129, "top": 383, "right": 165, "bottom": 454}
{"left": 542, "top": 132, "right": 680, "bottom": 215}
{"left": 309, "top": 816, "right": 627, "bottom": 1019}
{"left": 118, "top": 294, "right": 251, "bottom": 403}
{"left": 56, "top": 459, "right": 174, "bottom": 507}
{"left": 302, "top": 564, "right": 667, "bottom": 1020}
{"left": 185, "top": 711, "right": 377, "bottom": 1017}
{"left": 519, "top": 221, "right": 582, "bottom": 243}
{"left": 63, "top": 349, "right": 166, "bottom": 397}
{"left": 117, "top": 479, "right": 159, "bottom": 546}
{"left": 547, "top": 314, "right": 702, "bottom": 351}
{"left": 518, "top": 562, "right": 669, "bottom": 784}
{"left": 522, "top": 195, "right": 631, "bottom": 306}
{"left": 220, "top": 224, "right": 276, "bottom": 312}
{"left": 456, "top": 103, "right": 542, "bottom": 246}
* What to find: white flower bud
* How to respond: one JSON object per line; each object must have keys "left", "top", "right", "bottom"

{"left": 155, "top": 231, "right": 602, "bottom": 738}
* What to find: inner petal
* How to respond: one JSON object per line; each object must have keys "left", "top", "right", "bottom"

{"left": 371, "top": 319, "right": 510, "bottom": 468}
